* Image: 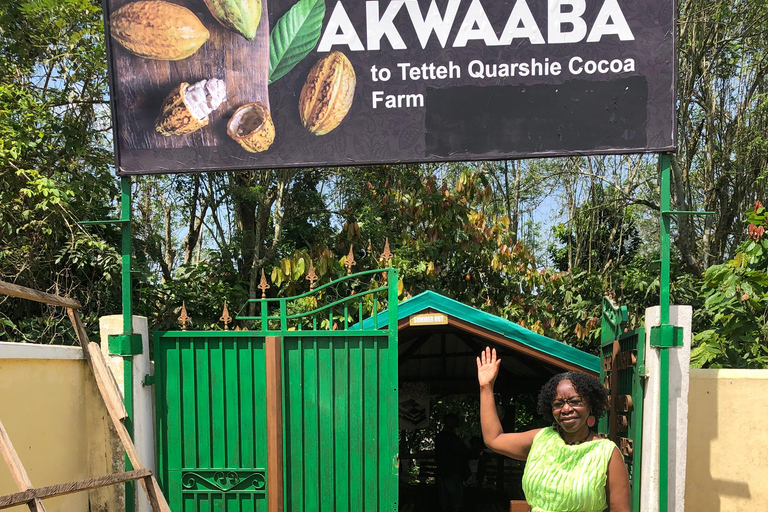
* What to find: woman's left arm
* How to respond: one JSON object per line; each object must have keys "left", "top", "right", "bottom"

{"left": 605, "top": 447, "right": 631, "bottom": 511}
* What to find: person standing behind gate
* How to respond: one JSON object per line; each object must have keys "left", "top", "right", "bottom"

{"left": 435, "top": 413, "right": 470, "bottom": 512}
{"left": 476, "top": 347, "right": 631, "bottom": 512}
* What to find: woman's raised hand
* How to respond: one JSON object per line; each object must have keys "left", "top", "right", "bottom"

{"left": 477, "top": 346, "right": 501, "bottom": 388}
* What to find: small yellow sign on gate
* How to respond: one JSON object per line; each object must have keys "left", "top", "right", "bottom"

{"left": 409, "top": 313, "right": 448, "bottom": 326}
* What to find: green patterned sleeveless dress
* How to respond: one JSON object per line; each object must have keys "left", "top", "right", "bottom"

{"left": 521, "top": 427, "right": 618, "bottom": 512}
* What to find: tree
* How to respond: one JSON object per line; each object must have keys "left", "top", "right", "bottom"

{"left": 674, "top": 0, "right": 768, "bottom": 272}
{"left": 0, "top": 0, "right": 119, "bottom": 343}
{"left": 692, "top": 202, "right": 768, "bottom": 368}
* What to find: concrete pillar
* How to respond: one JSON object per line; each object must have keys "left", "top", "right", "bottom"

{"left": 640, "top": 305, "right": 692, "bottom": 512}
{"left": 99, "top": 315, "right": 156, "bottom": 512}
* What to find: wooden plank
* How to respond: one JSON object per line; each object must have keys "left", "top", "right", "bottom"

{"left": 0, "top": 469, "right": 151, "bottom": 509}
{"left": 0, "top": 417, "right": 47, "bottom": 511}
{"left": 65, "top": 309, "right": 128, "bottom": 420}
{"left": 65, "top": 310, "right": 170, "bottom": 512}
{"left": 87, "top": 343, "right": 129, "bottom": 421}
{"left": 0, "top": 281, "right": 80, "bottom": 309}
{"left": 265, "top": 336, "right": 284, "bottom": 512}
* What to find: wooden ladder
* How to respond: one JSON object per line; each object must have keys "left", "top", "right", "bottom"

{"left": 0, "top": 280, "right": 172, "bottom": 512}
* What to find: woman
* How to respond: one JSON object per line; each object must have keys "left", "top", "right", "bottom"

{"left": 477, "top": 347, "right": 630, "bottom": 512}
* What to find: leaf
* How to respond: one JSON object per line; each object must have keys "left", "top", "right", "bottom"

{"left": 281, "top": 258, "right": 292, "bottom": 277}
{"left": 269, "top": 0, "right": 326, "bottom": 84}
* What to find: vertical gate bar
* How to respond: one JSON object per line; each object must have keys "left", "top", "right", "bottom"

{"left": 305, "top": 339, "right": 320, "bottom": 510}
{"left": 279, "top": 300, "right": 287, "bottom": 332}
{"left": 120, "top": 175, "right": 135, "bottom": 512}
{"left": 288, "top": 339, "right": 304, "bottom": 512}
{"left": 154, "top": 333, "right": 166, "bottom": 493}
{"left": 659, "top": 153, "right": 672, "bottom": 512}
{"left": 349, "top": 339, "right": 363, "bottom": 511}
{"left": 211, "top": 340, "right": 226, "bottom": 473}
{"left": 261, "top": 300, "right": 269, "bottom": 332}
{"left": 165, "top": 339, "right": 182, "bottom": 508}
{"left": 334, "top": 339, "right": 351, "bottom": 512}
{"left": 358, "top": 299, "right": 363, "bottom": 330}
{"left": 632, "top": 328, "right": 645, "bottom": 511}
{"left": 362, "top": 338, "right": 376, "bottom": 510}
{"left": 181, "top": 341, "right": 197, "bottom": 470}
{"left": 373, "top": 294, "right": 378, "bottom": 330}
{"left": 609, "top": 338, "right": 620, "bottom": 441}
{"left": 265, "top": 336, "right": 284, "bottom": 512}
{"left": 225, "top": 338, "right": 241, "bottom": 469}
{"left": 318, "top": 338, "right": 334, "bottom": 511}
{"left": 386, "top": 268, "right": 399, "bottom": 511}
{"left": 239, "top": 338, "right": 255, "bottom": 470}
{"left": 197, "top": 339, "right": 212, "bottom": 470}
{"left": 344, "top": 302, "right": 349, "bottom": 330}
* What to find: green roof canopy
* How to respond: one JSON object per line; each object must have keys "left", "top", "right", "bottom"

{"left": 362, "top": 291, "right": 599, "bottom": 394}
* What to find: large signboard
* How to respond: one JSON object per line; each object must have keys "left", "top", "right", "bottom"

{"left": 103, "top": 0, "right": 676, "bottom": 175}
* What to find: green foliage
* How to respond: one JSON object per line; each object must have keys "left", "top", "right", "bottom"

{"left": 0, "top": 0, "right": 119, "bottom": 343}
{"left": 692, "top": 203, "right": 768, "bottom": 368}
{"left": 135, "top": 255, "right": 248, "bottom": 332}
{"left": 548, "top": 184, "right": 641, "bottom": 273}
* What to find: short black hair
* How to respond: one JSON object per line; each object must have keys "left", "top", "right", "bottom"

{"left": 536, "top": 371, "right": 607, "bottom": 428}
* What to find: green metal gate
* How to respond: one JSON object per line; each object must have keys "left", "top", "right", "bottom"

{"left": 154, "top": 269, "right": 399, "bottom": 512}
{"left": 599, "top": 297, "right": 645, "bottom": 512}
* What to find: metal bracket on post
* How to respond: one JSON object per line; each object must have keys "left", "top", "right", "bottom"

{"left": 108, "top": 333, "right": 143, "bottom": 356}
{"left": 649, "top": 325, "right": 684, "bottom": 348}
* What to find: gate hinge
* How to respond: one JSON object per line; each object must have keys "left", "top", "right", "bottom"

{"left": 650, "top": 324, "right": 684, "bottom": 348}
{"left": 108, "top": 333, "right": 143, "bottom": 356}
{"left": 142, "top": 374, "right": 155, "bottom": 387}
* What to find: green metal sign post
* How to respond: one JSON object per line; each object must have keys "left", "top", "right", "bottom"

{"left": 81, "top": 175, "right": 138, "bottom": 512}
{"left": 655, "top": 153, "right": 714, "bottom": 511}
{"left": 658, "top": 153, "right": 673, "bottom": 512}
{"left": 120, "top": 175, "right": 136, "bottom": 512}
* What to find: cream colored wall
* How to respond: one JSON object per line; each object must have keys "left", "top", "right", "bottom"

{"left": 686, "top": 368, "right": 768, "bottom": 512}
{"left": 0, "top": 343, "right": 121, "bottom": 512}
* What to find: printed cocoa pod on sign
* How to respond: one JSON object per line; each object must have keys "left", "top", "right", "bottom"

{"left": 204, "top": 0, "right": 262, "bottom": 40}
{"left": 227, "top": 102, "right": 275, "bottom": 152}
{"left": 299, "top": 51, "right": 356, "bottom": 136}
{"left": 156, "top": 79, "right": 227, "bottom": 136}
{"left": 110, "top": 1, "right": 209, "bottom": 61}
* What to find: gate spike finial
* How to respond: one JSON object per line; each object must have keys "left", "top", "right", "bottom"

{"left": 306, "top": 259, "right": 318, "bottom": 290}
{"left": 344, "top": 245, "right": 356, "bottom": 275}
{"left": 381, "top": 238, "right": 393, "bottom": 284}
{"left": 178, "top": 301, "right": 191, "bottom": 331}
{"left": 258, "top": 268, "right": 270, "bottom": 298}
{"left": 220, "top": 301, "right": 232, "bottom": 330}
{"left": 381, "top": 238, "right": 393, "bottom": 266}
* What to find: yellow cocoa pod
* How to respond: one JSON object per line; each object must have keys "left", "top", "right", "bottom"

{"left": 204, "top": 0, "right": 262, "bottom": 40}
{"left": 227, "top": 102, "right": 275, "bottom": 152}
{"left": 299, "top": 52, "right": 356, "bottom": 136}
{"left": 110, "top": 1, "right": 209, "bottom": 61}
{"left": 155, "top": 79, "right": 227, "bottom": 136}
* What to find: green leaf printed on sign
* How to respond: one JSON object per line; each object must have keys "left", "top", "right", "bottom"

{"left": 269, "top": 0, "right": 326, "bottom": 84}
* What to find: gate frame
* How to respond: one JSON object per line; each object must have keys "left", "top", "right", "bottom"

{"left": 153, "top": 269, "right": 399, "bottom": 512}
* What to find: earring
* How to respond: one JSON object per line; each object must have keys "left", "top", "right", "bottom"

{"left": 551, "top": 421, "right": 561, "bottom": 433}
{"left": 587, "top": 415, "right": 596, "bottom": 428}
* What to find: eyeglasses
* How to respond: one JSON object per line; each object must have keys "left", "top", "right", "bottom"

{"left": 551, "top": 397, "right": 586, "bottom": 411}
